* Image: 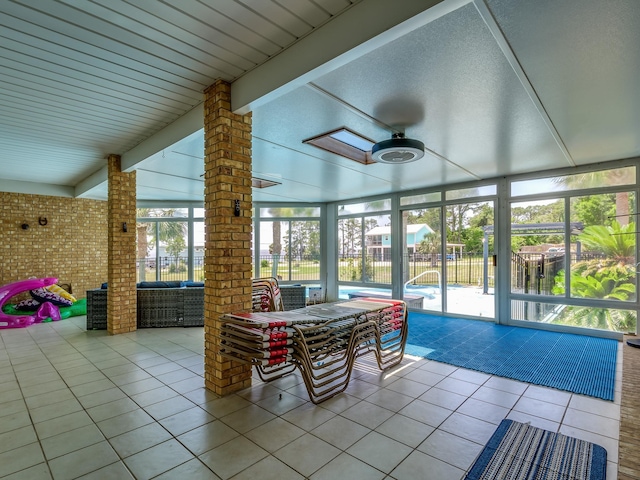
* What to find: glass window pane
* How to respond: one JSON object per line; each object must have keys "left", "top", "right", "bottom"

{"left": 158, "top": 221, "right": 188, "bottom": 281}
{"left": 136, "top": 207, "right": 188, "bottom": 218}
{"left": 512, "top": 300, "right": 636, "bottom": 333}
{"left": 194, "top": 221, "right": 204, "bottom": 281}
{"left": 194, "top": 208, "right": 205, "bottom": 218}
{"left": 338, "top": 199, "right": 391, "bottom": 215}
{"left": 445, "top": 201, "right": 495, "bottom": 318}
{"left": 338, "top": 214, "right": 391, "bottom": 284}
{"left": 567, "top": 192, "right": 636, "bottom": 302}
{"left": 259, "top": 206, "right": 321, "bottom": 218}
{"left": 446, "top": 185, "right": 496, "bottom": 200}
{"left": 511, "top": 166, "right": 636, "bottom": 197}
{"left": 338, "top": 218, "right": 362, "bottom": 282}
{"left": 259, "top": 221, "right": 285, "bottom": 279}
{"left": 258, "top": 220, "right": 321, "bottom": 282}
{"left": 510, "top": 199, "right": 565, "bottom": 296}
{"left": 286, "top": 220, "right": 321, "bottom": 282}
{"left": 403, "top": 208, "right": 442, "bottom": 312}
{"left": 400, "top": 192, "right": 441, "bottom": 206}
{"left": 136, "top": 221, "right": 155, "bottom": 282}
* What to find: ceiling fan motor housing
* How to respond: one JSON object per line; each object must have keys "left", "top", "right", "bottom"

{"left": 371, "top": 133, "right": 425, "bottom": 164}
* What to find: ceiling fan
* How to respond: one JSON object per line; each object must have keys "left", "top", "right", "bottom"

{"left": 369, "top": 98, "right": 426, "bottom": 164}
{"left": 371, "top": 132, "right": 425, "bottom": 164}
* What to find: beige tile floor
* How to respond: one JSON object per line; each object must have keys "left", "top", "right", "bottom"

{"left": 0, "top": 316, "right": 622, "bottom": 479}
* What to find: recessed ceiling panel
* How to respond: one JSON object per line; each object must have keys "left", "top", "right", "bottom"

{"left": 136, "top": 170, "right": 204, "bottom": 201}
{"left": 312, "top": 3, "right": 572, "bottom": 179}
{"left": 487, "top": 0, "right": 640, "bottom": 164}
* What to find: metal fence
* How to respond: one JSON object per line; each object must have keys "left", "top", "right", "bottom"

{"left": 510, "top": 252, "right": 608, "bottom": 320}
{"left": 334, "top": 253, "right": 496, "bottom": 287}
{"left": 138, "top": 251, "right": 602, "bottom": 290}
{"left": 137, "top": 256, "right": 204, "bottom": 282}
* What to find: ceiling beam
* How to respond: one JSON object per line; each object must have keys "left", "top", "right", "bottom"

{"left": 0, "top": 179, "right": 74, "bottom": 197}
{"left": 472, "top": 0, "right": 575, "bottom": 167}
{"left": 74, "top": 103, "right": 204, "bottom": 198}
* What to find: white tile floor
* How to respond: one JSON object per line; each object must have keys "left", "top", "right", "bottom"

{"left": 0, "top": 316, "right": 622, "bottom": 479}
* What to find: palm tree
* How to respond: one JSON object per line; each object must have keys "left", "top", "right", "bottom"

{"left": 552, "top": 221, "right": 636, "bottom": 331}
{"left": 576, "top": 221, "right": 635, "bottom": 262}
{"left": 553, "top": 167, "right": 634, "bottom": 224}
{"left": 418, "top": 232, "right": 441, "bottom": 266}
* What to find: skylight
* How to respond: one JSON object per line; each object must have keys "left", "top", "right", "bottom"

{"left": 329, "top": 129, "right": 375, "bottom": 151}
{"left": 252, "top": 177, "right": 281, "bottom": 188}
{"left": 303, "top": 127, "right": 377, "bottom": 165}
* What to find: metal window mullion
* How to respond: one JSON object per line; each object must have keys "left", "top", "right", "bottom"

{"left": 154, "top": 221, "right": 160, "bottom": 281}
{"left": 254, "top": 209, "right": 261, "bottom": 278}
{"left": 187, "top": 207, "right": 194, "bottom": 281}
{"left": 440, "top": 205, "right": 447, "bottom": 311}
{"left": 287, "top": 221, "right": 292, "bottom": 281}
{"left": 361, "top": 217, "right": 366, "bottom": 282}
{"left": 564, "top": 198, "right": 571, "bottom": 301}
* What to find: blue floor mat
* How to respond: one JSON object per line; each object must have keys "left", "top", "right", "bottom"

{"left": 405, "top": 313, "right": 618, "bottom": 401}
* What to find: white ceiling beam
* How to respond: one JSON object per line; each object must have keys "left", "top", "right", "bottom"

{"left": 0, "top": 179, "right": 74, "bottom": 197}
{"left": 74, "top": 103, "right": 204, "bottom": 197}
{"left": 231, "top": 0, "right": 470, "bottom": 114}
{"left": 74, "top": 165, "right": 108, "bottom": 198}
{"left": 472, "top": 0, "right": 575, "bottom": 167}
{"left": 120, "top": 103, "right": 204, "bottom": 172}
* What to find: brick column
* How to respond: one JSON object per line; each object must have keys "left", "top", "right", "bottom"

{"left": 203, "top": 80, "right": 253, "bottom": 395}
{"left": 107, "top": 154, "right": 137, "bottom": 334}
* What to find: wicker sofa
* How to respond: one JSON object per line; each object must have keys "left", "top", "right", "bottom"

{"left": 86, "top": 283, "right": 306, "bottom": 330}
{"left": 86, "top": 282, "right": 205, "bottom": 329}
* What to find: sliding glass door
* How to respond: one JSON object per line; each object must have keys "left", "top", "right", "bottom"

{"left": 402, "top": 207, "right": 442, "bottom": 312}
{"left": 400, "top": 187, "right": 496, "bottom": 318}
{"left": 445, "top": 200, "right": 495, "bottom": 319}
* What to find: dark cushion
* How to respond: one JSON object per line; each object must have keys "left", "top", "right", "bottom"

{"left": 183, "top": 281, "right": 204, "bottom": 287}
{"left": 136, "top": 281, "right": 186, "bottom": 288}
{"left": 101, "top": 282, "right": 108, "bottom": 289}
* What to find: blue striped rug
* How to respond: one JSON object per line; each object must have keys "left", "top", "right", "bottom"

{"left": 465, "top": 419, "right": 607, "bottom": 479}
{"left": 405, "top": 313, "right": 618, "bottom": 401}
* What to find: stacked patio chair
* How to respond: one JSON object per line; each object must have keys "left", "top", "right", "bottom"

{"left": 219, "top": 298, "right": 408, "bottom": 404}
{"left": 251, "top": 277, "right": 284, "bottom": 312}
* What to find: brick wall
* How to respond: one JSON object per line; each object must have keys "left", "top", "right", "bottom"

{"left": 203, "top": 79, "right": 253, "bottom": 395}
{"left": 0, "top": 192, "right": 107, "bottom": 298}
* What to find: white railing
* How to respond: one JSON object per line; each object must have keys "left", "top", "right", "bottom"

{"left": 404, "top": 270, "right": 441, "bottom": 291}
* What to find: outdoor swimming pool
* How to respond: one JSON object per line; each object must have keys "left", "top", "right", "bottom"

{"left": 338, "top": 284, "right": 495, "bottom": 318}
